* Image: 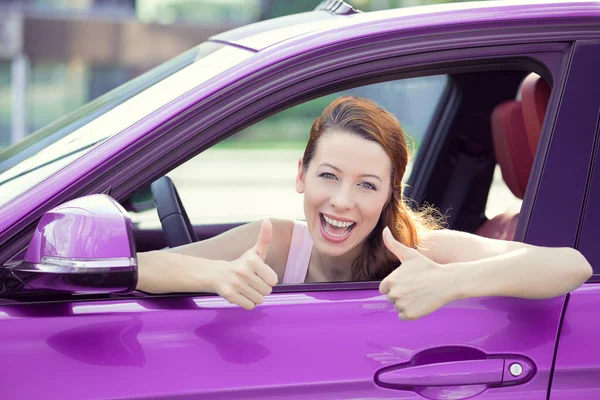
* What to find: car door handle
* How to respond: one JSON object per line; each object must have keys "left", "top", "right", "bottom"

{"left": 377, "top": 358, "right": 529, "bottom": 387}
{"left": 378, "top": 359, "right": 503, "bottom": 387}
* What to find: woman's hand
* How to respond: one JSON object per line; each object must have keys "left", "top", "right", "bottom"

{"left": 210, "top": 219, "right": 279, "bottom": 310}
{"left": 136, "top": 219, "right": 279, "bottom": 308}
{"left": 379, "top": 227, "right": 458, "bottom": 320}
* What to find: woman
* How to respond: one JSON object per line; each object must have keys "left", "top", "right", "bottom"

{"left": 137, "top": 96, "right": 592, "bottom": 320}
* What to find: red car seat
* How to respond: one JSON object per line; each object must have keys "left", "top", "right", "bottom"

{"left": 475, "top": 73, "right": 551, "bottom": 240}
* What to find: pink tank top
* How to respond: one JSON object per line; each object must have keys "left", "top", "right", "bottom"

{"left": 283, "top": 221, "right": 313, "bottom": 284}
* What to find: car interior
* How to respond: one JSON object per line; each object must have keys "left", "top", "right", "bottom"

{"left": 408, "top": 70, "right": 551, "bottom": 239}
{"left": 124, "top": 67, "right": 553, "bottom": 270}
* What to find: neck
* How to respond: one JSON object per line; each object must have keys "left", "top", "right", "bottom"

{"left": 306, "top": 244, "right": 363, "bottom": 282}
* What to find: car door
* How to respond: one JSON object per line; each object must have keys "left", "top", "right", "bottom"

{"left": 0, "top": 26, "right": 597, "bottom": 400}
{"left": 548, "top": 40, "right": 600, "bottom": 400}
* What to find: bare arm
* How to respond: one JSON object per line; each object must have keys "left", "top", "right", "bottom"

{"left": 161, "top": 218, "right": 294, "bottom": 282}
{"left": 380, "top": 228, "right": 593, "bottom": 320}
{"left": 135, "top": 219, "right": 294, "bottom": 309}
{"left": 420, "top": 229, "right": 592, "bottom": 299}
{"left": 418, "top": 229, "right": 529, "bottom": 264}
{"left": 136, "top": 251, "right": 223, "bottom": 294}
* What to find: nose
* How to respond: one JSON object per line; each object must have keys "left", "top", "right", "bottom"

{"left": 329, "top": 185, "right": 354, "bottom": 210}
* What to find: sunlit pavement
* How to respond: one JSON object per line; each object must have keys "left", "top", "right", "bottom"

{"left": 132, "top": 149, "right": 520, "bottom": 229}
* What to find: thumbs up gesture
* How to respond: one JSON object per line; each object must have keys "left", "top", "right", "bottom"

{"left": 213, "top": 219, "right": 279, "bottom": 310}
{"left": 379, "top": 227, "right": 456, "bottom": 320}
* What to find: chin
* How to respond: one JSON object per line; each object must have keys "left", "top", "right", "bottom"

{"left": 315, "top": 242, "right": 352, "bottom": 257}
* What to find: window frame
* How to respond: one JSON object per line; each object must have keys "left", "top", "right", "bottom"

{"left": 120, "top": 52, "right": 573, "bottom": 299}
{"left": 572, "top": 41, "right": 600, "bottom": 281}
{"left": 524, "top": 40, "right": 600, "bottom": 254}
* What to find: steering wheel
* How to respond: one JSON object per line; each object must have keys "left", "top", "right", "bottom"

{"left": 150, "top": 176, "right": 198, "bottom": 248}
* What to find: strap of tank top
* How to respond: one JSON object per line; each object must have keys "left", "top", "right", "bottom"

{"left": 283, "top": 221, "right": 313, "bottom": 284}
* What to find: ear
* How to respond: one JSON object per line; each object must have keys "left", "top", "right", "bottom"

{"left": 296, "top": 159, "right": 306, "bottom": 194}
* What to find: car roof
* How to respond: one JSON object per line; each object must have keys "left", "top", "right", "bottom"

{"left": 211, "top": 0, "right": 600, "bottom": 52}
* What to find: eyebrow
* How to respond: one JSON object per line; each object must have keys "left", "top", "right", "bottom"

{"left": 318, "top": 163, "right": 383, "bottom": 183}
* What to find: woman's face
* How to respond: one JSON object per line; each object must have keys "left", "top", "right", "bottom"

{"left": 296, "top": 130, "right": 392, "bottom": 258}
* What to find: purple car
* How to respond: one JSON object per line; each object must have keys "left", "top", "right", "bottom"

{"left": 1, "top": 0, "right": 600, "bottom": 398}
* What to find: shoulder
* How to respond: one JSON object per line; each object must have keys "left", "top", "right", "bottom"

{"left": 270, "top": 218, "right": 296, "bottom": 236}
{"left": 241, "top": 218, "right": 294, "bottom": 240}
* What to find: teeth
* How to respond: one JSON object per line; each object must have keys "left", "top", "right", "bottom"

{"left": 322, "top": 214, "right": 354, "bottom": 228}
{"left": 327, "top": 230, "right": 350, "bottom": 238}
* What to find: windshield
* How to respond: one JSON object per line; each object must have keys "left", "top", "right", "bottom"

{"left": 0, "top": 42, "right": 252, "bottom": 208}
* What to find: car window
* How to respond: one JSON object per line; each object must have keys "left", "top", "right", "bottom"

{"left": 0, "top": 42, "right": 253, "bottom": 209}
{"left": 130, "top": 74, "right": 449, "bottom": 228}
{"left": 484, "top": 73, "right": 551, "bottom": 222}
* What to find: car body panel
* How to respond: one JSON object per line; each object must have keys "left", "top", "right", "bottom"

{"left": 0, "top": 291, "right": 565, "bottom": 399}
{"left": 572, "top": 78, "right": 600, "bottom": 275}
{"left": 550, "top": 70, "right": 600, "bottom": 395}
{"left": 550, "top": 285, "right": 600, "bottom": 399}
{"left": 211, "top": 1, "right": 600, "bottom": 52}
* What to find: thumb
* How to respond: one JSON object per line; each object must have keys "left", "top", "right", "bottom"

{"left": 254, "top": 219, "right": 273, "bottom": 260}
{"left": 383, "top": 226, "right": 419, "bottom": 263}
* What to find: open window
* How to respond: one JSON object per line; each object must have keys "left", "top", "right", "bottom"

{"left": 127, "top": 63, "right": 553, "bottom": 264}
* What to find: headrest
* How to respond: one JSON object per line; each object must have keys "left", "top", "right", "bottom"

{"left": 521, "top": 73, "right": 551, "bottom": 156}
{"left": 490, "top": 100, "right": 533, "bottom": 199}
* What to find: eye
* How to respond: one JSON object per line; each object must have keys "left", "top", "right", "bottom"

{"left": 359, "top": 182, "right": 377, "bottom": 191}
{"left": 319, "top": 172, "right": 337, "bottom": 180}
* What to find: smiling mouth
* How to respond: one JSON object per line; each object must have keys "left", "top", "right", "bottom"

{"left": 320, "top": 213, "right": 356, "bottom": 239}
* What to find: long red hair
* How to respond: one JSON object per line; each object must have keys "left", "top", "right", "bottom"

{"left": 301, "top": 96, "right": 442, "bottom": 280}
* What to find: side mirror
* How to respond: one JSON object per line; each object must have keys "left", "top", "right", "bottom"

{"left": 6, "top": 194, "right": 137, "bottom": 295}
